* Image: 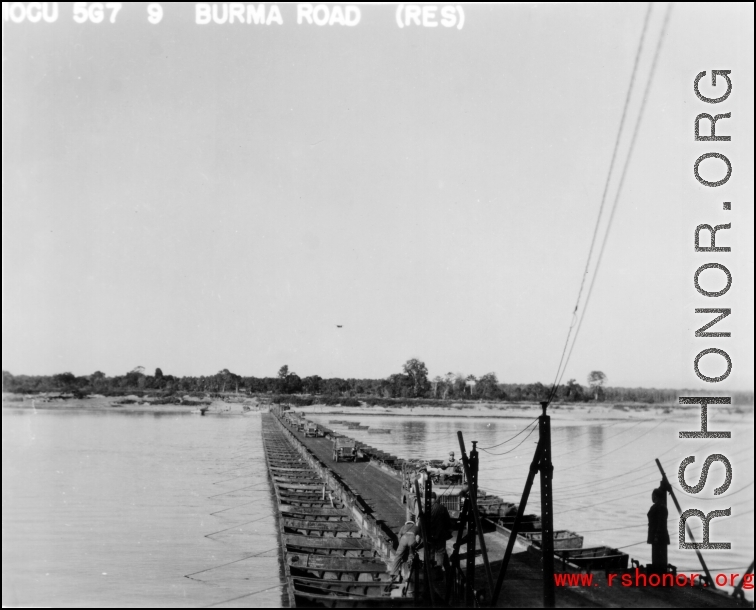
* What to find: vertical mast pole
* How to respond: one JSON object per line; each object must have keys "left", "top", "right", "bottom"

{"left": 539, "top": 401, "right": 555, "bottom": 608}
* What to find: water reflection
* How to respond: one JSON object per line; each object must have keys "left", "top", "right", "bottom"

{"left": 588, "top": 424, "right": 605, "bottom": 454}
{"left": 2, "top": 410, "right": 284, "bottom": 608}
{"left": 311, "top": 411, "right": 754, "bottom": 582}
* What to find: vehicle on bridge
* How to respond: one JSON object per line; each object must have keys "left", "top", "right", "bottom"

{"left": 400, "top": 460, "right": 467, "bottom": 519}
{"left": 304, "top": 421, "right": 320, "bottom": 437}
{"left": 332, "top": 437, "right": 357, "bottom": 462}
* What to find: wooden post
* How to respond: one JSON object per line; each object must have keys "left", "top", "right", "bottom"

{"left": 539, "top": 401, "right": 555, "bottom": 608}
{"left": 466, "top": 455, "right": 476, "bottom": 607}
{"left": 732, "top": 560, "right": 754, "bottom": 600}
{"left": 474, "top": 439, "right": 495, "bottom": 599}
{"left": 491, "top": 437, "right": 543, "bottom": 606}
{"left": 413, "top": 549, "right": 420, "bottom": 606}
{"left": 450, "top": 499, "right": 470, "bottom": 604}
{"left": 414, "top": 480, "right": 436, "bottom": 606}
{"left": 457, "top": 433, "right": 495, "bottom": 601}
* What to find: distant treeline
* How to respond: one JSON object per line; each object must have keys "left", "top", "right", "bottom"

{"left": 3, "top": 365, "right": 753, "bottom": 405}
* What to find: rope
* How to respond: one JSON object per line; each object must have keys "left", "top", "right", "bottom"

{"left": 554, "top": 487, "right": 649, "bottom": 516}
{"left": 674, "top": 566, "right": 753, "bottom": 573}
{"left": 479, "top": 417, "right": 539, "bottom": 450}
{"left": 550, "top": 418, "right": 651, "bottom": 460}
{"left": 573, "top": 521, "right": 647, "bottom": 534}
{"left": 548, "top": 419, "right": 624, "bottom": 449}
{"left": 671, "top": 480, "right": 754, "bottom": 501}
{"left": 557, "top": 472, "right": 664, "bottom": 502}
{"left": 554, "top": 434, "right": 746, "bottom": 495}
{"left": 481, "top": 423, "right": 539, "bottom": 458}
{"left": 557, "top": 418, "right": 666, "bottom": 472}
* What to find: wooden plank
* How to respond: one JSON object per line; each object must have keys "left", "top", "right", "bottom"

{"left": 280, "top": 505, "right": 348, "bottom": 517}
{"left": 295, "top": 591, "right": 415, "bottom": 606}
{"left": 279, "top": 498, "right": 333, "bottom": 505}
{"left": 293, "top": 591, "right": 415, "bottom": 605}
{"left": 284, "top": 519, "right": 359, "bottom": 532}
{"left": 277, "top": 483, "right": 324, "bottom": 491}
{"left": 279, "top": 500, "right": 335, "bottom": 507}
{"left": 274, "top": 475, "right": 322, "bottom": 483}
{"left": 292, "top": 576, "right": 391, "bottom": 589}
{"left": 285, "top": 535, "right": 373, "bottom": 550}
{"left": 274, "top": 479, "right": 323, "bottom": 486}
{"left": 287, "top": 553, "right": 386, "bottom": 572}
{"left": 279, "top": 493, "right": 330, "bottom": 508}
{"left": 278, "top": 488, "right": 327, "bottom": 495}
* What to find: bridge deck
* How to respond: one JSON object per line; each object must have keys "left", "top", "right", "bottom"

{"left": 274, "top": 414, "right": 752, "bottom": 609}
{"left": 291, "top": 427, "right": 409, "bottom": 540}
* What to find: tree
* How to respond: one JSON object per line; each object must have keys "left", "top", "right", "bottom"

{"left": 402, "top": 358, "right": 430, "bottom": 398}
{"left": 154, "top": 368, "right": 163, "bottom": 379}
{"left": 465, "top": 374, "right": 477, "bottom": 396}
{"left": 587, "top": 371, "right": 607, "bottom": 401}
{"left": 442, "top": 372, "right": 455, "bottom": 399}
{"left": 387, "top": 373, "right": 413, "bottom": 398}
{"left": 278, "top": 365, "right": 289, "bottom": 380}
{"left": 284, "top": 374, "right": 303, "bottom": 394}
{"left": 563, "top": 379, "right": 585, "bottom": 402}
{"left": 216, "top": 369, "right": 241, "bottom": 393}
{"left": 125, "top": 367, "right": 145, "bottom": 388}
{"left": 89, "top": 371, "right": 107, "bottom": 392}
{"left": 302, "top": 375, "right": 322, "bottom": 394}
{"left": 476, "top": 373, "right": 500, "bottom": 399}
{"left": 53, "top": 372, "right": 76, "bottom": 390}
{"left": 431, "top": 376, "right": 443, "bottom": 398}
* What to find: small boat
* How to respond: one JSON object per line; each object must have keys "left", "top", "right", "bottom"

{"left": 367, "top": 428, "right": 391, "bottom": 434}
{"left": 329, "top": 419, "right": 347, "bottom": 424}
{"left": 523, "top": 529, "right": 584, "bottom": 550}
{"left": 489, "top": 513, "right": 542, "bottom": 533}
{"left": 554, "top": 545, "right": 629, "bottom": 571}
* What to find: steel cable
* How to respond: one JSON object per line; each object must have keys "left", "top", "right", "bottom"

{"left": 545, "top": 2, "right": 654, "bottom": 404}
{"left": 555, "top": 3, "right": 674, "bottom": 391}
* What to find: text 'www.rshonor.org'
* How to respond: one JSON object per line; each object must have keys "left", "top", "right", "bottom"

{"left": 681, "top": 69, "right": 736, "bottom": 551}
{"left": 555, "top": 571, "right": 753, "bottom": 589}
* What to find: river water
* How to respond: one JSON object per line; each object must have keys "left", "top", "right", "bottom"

{"left": 2, "top": 409, "right": 284, "bottom": 608}
{"left": 309, "top": 409, "right": 754, "bottom": 594}
{"left": 3, "top": 408, "right": 753, "bottom": 606}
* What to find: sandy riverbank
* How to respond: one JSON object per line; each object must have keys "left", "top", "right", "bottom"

{"left": 3, "top": 394, "right": 752, "bottom": 424}
{"left": 1, "top": 394, "right": 264, "bottom": 415}
{"left": 294, "top": 401, "right": 753, "bottom": 425}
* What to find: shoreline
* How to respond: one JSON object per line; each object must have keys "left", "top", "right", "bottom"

{"left": 4, "top": 394, "right": 752, "bottom": 424}
{"left": 1, "top": 394, "right": 263, "bottom": 415}
{"left": 295, "top": 402, "right": 753, "bottom": 424}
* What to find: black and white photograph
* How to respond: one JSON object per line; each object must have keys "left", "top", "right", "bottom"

{"left": 2, "top": 2, "right": 753, "bottom": 607}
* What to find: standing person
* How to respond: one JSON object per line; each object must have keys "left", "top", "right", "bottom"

{"left": 647, "top": 487, "right": 670, "bottom": 574}
{"left": 429, "top": 491, "right": 453, "bottom": 579}
{"left": 388, "top": 520, "right": 420, "bottom": 583}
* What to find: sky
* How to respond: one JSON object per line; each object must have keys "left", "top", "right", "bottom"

{"left": 2, "top": 2, "right": 754, "bottom": 390}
